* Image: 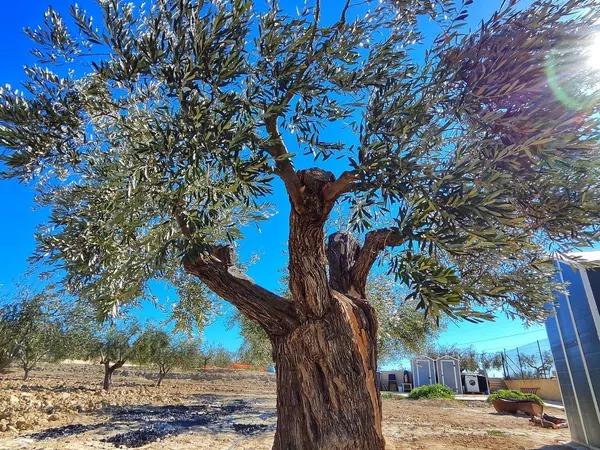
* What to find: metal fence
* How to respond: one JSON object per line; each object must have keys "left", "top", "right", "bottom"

{"left": 501, "top": 339, "right": 555, "bottom": 379}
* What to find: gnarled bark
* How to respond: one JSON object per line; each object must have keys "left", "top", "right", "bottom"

{"left": 328, "top": 229, "right": 405, "bottom": 298}
{"left": 272, "top": 291, "right": 383, "bottom": 450}
{"left": 287, "top": 169, "right": 335, "bottom": 320}
{"left": 183, "top": 246, "right": 298, "bottom": 336}
{"left": 181, "top": 169, "right": 393, "bottom": 449}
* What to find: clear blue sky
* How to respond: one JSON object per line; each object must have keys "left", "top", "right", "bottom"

{"left": 0, "top": 0, "right": 586, "bottom": 367}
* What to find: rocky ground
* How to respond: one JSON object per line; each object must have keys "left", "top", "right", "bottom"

{"left": 0, "top": 363, "right": 572, "bottom": 449}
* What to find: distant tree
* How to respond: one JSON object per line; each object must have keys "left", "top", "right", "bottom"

{"left": 0, "top": 310, "right": 15, "bottom": 372}
{"left": 199, "top": 343, "right": 215, "bottom": 370}
{"left": 521, "top": 351, "right": 554, "bottom": 378}
{"left": 368, "top": 276, "right": 439, "bottom": 364}
{"left": 74, "top": 320, "right": 139, "bottom": 391}
{"left": 0, "top": 287, "right": 66, "bottom": 380}
{"left": 2, "top": 1, "right": 600, "bottom": 447}
{"left": 236, "top": 315, "right": 273, "bottom": 368}
{"left": 134, "top": 327, "right": 201, "bottom": 386}
{"left": 428, "top": 345, "right": 481, "bottom": 372}
{"left": 211, "top": 345, "right": 235, "bottom": 368}
{"left": 480, "top": 352, "right": 505, "bottom": 373}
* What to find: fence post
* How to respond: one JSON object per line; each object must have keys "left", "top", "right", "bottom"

{"left": 536, "top": 340, "right": 545, "bottom": 378}
{"left": 516, "top": 346, "right": 525, "bottom": 379}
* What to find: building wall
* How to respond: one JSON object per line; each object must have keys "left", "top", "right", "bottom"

{"left": 378, "top": 370, "right": 410, "bottom": 391}
{"left": 504, "top": 378, "right": 562, "bottom": 402}
{"left": 545, "top": 262, "right": 600, "bottom": 448}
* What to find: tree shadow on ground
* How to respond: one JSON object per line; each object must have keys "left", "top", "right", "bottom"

{"left": 27, "top": 394, "right": 276, "bottom": 448}
{"left": 535, "top": 445, "right": 578, "bottom": 450}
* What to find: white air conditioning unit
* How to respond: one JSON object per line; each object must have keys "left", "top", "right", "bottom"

{"left": 464, "top": 375, "right": 480, "bottom": 394}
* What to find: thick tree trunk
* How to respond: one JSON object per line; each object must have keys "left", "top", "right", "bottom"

{"left": 23, "top": 368, "right": 30, "bottom": 381}
{"left": 272, "top": 291, "right": 384, "bottom": 450}
{"left": 182, "top": 168, "right": 392, "bottom": 450}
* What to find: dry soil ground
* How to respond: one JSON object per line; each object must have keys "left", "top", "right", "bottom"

{"left": 0, "top": 363, "right": 572, "bottom": 449}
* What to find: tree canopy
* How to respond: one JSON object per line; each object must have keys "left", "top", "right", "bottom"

{"left": 0, "top": 286, "right": 68, "bottom": 379}
{"left": 134, "top": 326, "right": 202, "bottom": 385}
{"left": 1, "top": 0, "right": 600, "bottom": 329}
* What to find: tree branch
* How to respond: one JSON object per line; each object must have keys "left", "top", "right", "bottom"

{"left": 351, "top": 228, "right": 405, "bottom": 297}
{"left": 322, "top": 170, "right": 359, "bottom": 204}
{"left": 261, "top": 1, "right": 323, "bottom": 214}
{"left": 327, "top": 228, "right": 405, "bottom": 298}
{"left": 263, "top": 116, "right": 304, "bottom": 211}
{"left": 183, "top": 245, "right": 298, "bottom": 336}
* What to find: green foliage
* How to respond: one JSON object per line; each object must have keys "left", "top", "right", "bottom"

{"left": 134, "top": 327, "right": 201, "bottom": 384}
{"left": 0, "top": 313, "right": 15, "bottom": 371}
{"left": 488, "top": 389, "right": 544, "bottom": 406}
{"left": 0, "top": 286, "right": 68, "bottom": 378}
{"left": 408, "top": 384, "right": 455, "bottom": 400}
{"left": 0, "top": 0, "right": 599, "bottom": 326}
{"left": 196, "top": 342, "right": 235, "bottom": 369}
{"left": 210, "top": 345, "right": 235, "bottom": 368}
{"left": 368, "top": 276, "right": 440, "bottom": 363}
{"left": 236, "top": 314, "right": 273, "bottom": 368}
{"left": 69, "top": 315, "right": 140, "bottom": 367}
{"left": 428, "top": 345, "right": 483, "bottom": 372}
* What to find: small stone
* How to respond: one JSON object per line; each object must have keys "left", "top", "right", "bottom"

{"left": 15, "top": 419, "right": 30, "bottom": 430}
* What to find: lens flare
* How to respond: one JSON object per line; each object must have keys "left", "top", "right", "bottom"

{"left": 587, "top": 32, "right": 600, "bottom": 71}
{"left": 545, "top": 31, "right": 600, "bottom": 110}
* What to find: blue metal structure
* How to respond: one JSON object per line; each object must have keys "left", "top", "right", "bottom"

{"left": 545, "top": 252, "right": 600, "bottom": 449}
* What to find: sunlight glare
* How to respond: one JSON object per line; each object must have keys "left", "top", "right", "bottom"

{"left": 587, "top": 32, "right": 600, "bottom": 71}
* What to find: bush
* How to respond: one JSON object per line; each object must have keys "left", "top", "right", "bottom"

{"left": 408, "top": 384, "right": 455, "bottom": 400}
{"left": 487, "top": 389, "right": 544, "bottom": 406}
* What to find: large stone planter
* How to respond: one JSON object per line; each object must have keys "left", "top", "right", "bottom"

{"left": 492, "top": 398, "right": 543, "bottom": 417}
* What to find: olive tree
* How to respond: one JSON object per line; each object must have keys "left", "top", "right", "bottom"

{"left": 2, "top": 0, "right": 600, "bottom": 448}
{"left": 0, "top": 312, "right": 15, "bottom": 372}
{"left": 73, "top": 320, "right": 140, "bottom": 390}
{"left": 0, "top": 288, "right": 66, "bottom": 380}
{"left": 134, "top": 327, "right": 201, "bottom": 386}
{"left": 521, "top": 350, "right": 554, "bottom": 378}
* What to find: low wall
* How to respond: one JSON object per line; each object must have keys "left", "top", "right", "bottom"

{"left": 504, "top": 378, "right": 562, "bottom": 402}
{"left": 488, "top": 377, "right": 507, "bottom": 392}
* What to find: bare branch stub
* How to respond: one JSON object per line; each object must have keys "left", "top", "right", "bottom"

{"left": 327, "top": 229, "right": 405, "bottom": 298}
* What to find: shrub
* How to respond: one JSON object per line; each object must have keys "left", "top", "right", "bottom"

{"left": 487, "top": 389, "right": 544, "bottom": 406}
{"left": 408, "top": 384, "right": 455, "bottom": 400}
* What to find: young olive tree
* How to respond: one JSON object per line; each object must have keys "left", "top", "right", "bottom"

{"left": 134, "top": 327, "right": 201, "bottom": 386}
{"left": 76, "top": 321, "right": 140, "bottom": 391}
{"left": 0, "top": 288, "right": 66, "bottom": 380}
{"left": 0, "top": 310, "right": 16, "bottom": 372}
{"left": 521, "top": 350, "right": 554, "bottom": 378}
{"left": 2, "top": 0, "right": 600, "bottom": 447}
